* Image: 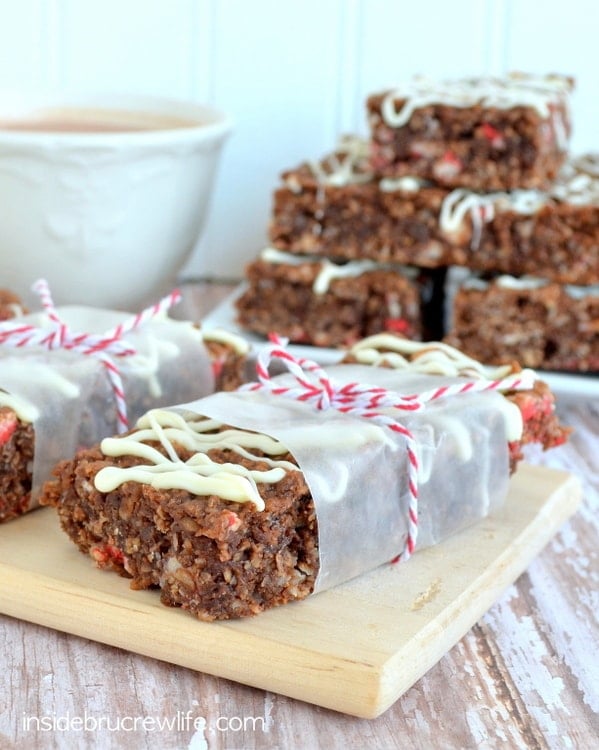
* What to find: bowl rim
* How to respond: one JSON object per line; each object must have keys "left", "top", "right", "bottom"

{"left": 0, "top": 92, "right": 233, "bottom": 146}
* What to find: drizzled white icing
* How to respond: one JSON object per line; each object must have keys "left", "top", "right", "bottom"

{"left": 435, "top": 154, "right": 597, "bottom": 246}
{"left": 311, "top": 259, "right": 384, "bottom": 294}
{"left": 494, "top": 275, "right": 550, "bottom": 291}
{"left": 340, "top": 342, "right": 530, "bottom": 444}
{"left": 379, "top": 176, "right": 427, "bottom": 192}
{"left": 561, "top": 284, "right": 599, "bottom": 300}
{"left": 347, "top": 334, "right": 516, "bottom": 380}
{"left": 380, "top": 154, "right": 598, "bottom": 219}
{"left": 551, "top": 154, "right": 599, "bottom": 206}
{"left": 260, "top": 247, "right": 415, "bottom": 295}
{"left": 96, "top": 408, "right": 297, "bottom": 510}
{"left": 4, "top": 303, "right": 25, "bottom": 318}
{"left": 201, "top": 327, "right": 250, "bottom": 355}
{"left": 571, "top": 153, "right": 599, "bottom": 177}
{"left": 439, "top": 189, "right": 499, "bottom": 246}
{"left": 462, "top": 273, "right": 599, "bottom": 299}
{"left": 0, "top": 390, "right": 40, "bottom": 423}
{"left": 299, "top": 135, "right": 371, "bottom": 188}
{"left": 379, "top": 73, "right": 572, "bottom": 129}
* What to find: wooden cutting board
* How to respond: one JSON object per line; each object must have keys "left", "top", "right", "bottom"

{"left": 0, "top": 463, "right": 580, "bottom": 719}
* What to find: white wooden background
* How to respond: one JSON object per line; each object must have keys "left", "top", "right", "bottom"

{"left": 0, "top": 0, "right": 596, "bottom": 280}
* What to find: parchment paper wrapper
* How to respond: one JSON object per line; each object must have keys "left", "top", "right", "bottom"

{"left": 0, "top": 306, "right": 213, "bottom": 507}
{"left": 175, "top": 364, "right": 515, "bottom": 593}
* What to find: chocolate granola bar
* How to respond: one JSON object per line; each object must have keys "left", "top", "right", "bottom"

{"left": 269, "top": 140, "right": 597, "bottom": 285}
{"left": 444, "top": 274, "right": 599, "bottom": 371}
{"left": 235, "top": 248, "right": 446, "bottom": 346}
{"left": 367, "top": 73, "right": 573, "bottom": 191}
{"left": 269, "top": 136, "right": 466, "bottom": 268}
{"left": 449, "top": 153, "right": 599, "bottom": 285}
{"left": 41, "top": 360, "right": 568, "bottom": 621}
{"left": 41, "top": 413, "right": 318, "bottom": 619}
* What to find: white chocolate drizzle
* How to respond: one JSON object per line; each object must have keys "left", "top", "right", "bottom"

{"left": 260, "top": 247, "right": 415, "bottom": 295}
{"left": 462, "top": 274, "right": 599, "bottom": 299}
{"left": 95, "top": 408, "right": 298, "bottom": 510}
{"left": 0, "top": 390, "right": 40, "bottom": 423}
{"left": 201, "top": 327, "right": 250, "bottom": 355}
{"left": 436, "top": 153, "right": 597, "bottom": 246}
{"left": 379, "top": 176, "right": 427, "bottom": 192}
{"left": 571, "top": 153, "right": 599, "bottom": 177}
{"left": 551, "top": 154, "right": 599, "bottom": 206}
{"left": 301, "top": 135, "right": 372, "bottom": 188}
{"left": 439, "top": 189, "right": 495, "bottom": 246}
{"left": 379, "top": 74, "right": 572, "bottom": 130}
{"left": 4, "top": 303, "right": 26, "bottom": 318}
{"left": 494, "top": 275, "right": 550, "bottom": 291}
{"left": 380, "top": 157, "right": 597, "bottom": 248}
{"left": 347, "top": 334, "right": 516, "bottom": 380}
{"left": 312, "top": 259, "right": 386, "bottom": 295}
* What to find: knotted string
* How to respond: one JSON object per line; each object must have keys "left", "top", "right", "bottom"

{"left": 0, "top": 280, "right": 181, "bottom": 432}
{"left": 242, "top": 333, "right": 535, "bottom": 562}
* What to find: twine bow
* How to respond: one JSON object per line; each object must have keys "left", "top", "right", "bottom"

{"left": 0, "top": 280, "right": 181, "bottom": 432}
{"left": 243, "top": 334, "right": 535, "bottom": 562}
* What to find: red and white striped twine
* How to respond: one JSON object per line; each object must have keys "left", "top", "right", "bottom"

{"left": 243, "top": 333, "right": 535, "bottom": 563}
{"left": 0, "top": 279, "right": 181, "bottom": 432}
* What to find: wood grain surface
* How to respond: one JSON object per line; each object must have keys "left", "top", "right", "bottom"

{"left": 1, "top": 282, "right": 597, "bottom": 750}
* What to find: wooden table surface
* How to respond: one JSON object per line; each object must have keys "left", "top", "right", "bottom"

{"left": 1, "top": 282, "right": 597, "bottom": 750}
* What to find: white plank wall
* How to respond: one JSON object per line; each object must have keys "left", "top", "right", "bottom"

{"left": 0, "top": 0, "right": 596, "bottom": 280}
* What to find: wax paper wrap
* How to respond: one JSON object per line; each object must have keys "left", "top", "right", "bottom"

{"left": 176, "top": 364, "right": 518, "bottom": 593}
{"left": 0, "top": 306, "right": 213, "bottom": 506}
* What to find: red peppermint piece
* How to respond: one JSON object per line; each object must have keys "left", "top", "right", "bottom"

{"left": 517, "top": 394, "right": 538, "bottom": 422}
{"left": 211, "top": 358, "right": 224, "bottom": 380}
{"left": 291, "top": 328, "right": 308, "bottom": 343}
{"left": 516, "top": 391, "right": 554, "bottom": 422}
{"left": 385, "top": 318, "right": 410, "bottom": 334}
{"left": 481, "top": 122, "right": 505, "bottom": 148}
{"left": 0, "top": 412, "right": 18, "bottom": 446}
{"left": 223, "top": 510, "right": 242, "bottom": 532}
{"left": 433, "top": 151, "right": 463, "bottom": 182}
{"left": 90, "top": 544, "right": 125, "bottom": 567}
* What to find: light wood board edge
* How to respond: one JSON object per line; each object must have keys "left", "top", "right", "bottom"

{"left": 0, "top": 466, "right": 582, "bottom": 719}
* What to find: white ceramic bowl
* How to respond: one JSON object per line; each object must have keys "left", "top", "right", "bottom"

{"left": 0, "top": 94, "right": 232, "bottom": 310}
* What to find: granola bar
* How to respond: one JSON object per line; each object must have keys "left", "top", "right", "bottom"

{"left": 367, "top": 73, "right": 573, "bottom": 191}
{"left": 444, "top": 274, "right": 599, "bottom": 371}
{"left": 234, "top": 248, "right": 440, "bottom": 347}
